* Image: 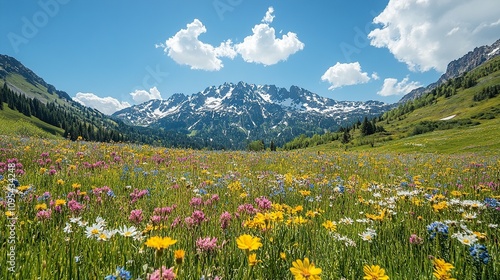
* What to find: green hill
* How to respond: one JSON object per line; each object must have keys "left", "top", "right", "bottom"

{"left": 0, "top": 103, "right": 63, "bottom": 139}
{"left": 296, "top": 56, "right": 500, "bottom": 154}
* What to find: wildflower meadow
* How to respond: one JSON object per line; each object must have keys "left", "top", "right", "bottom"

{"left": 1, "top": 135, "right": 499, "bottom": 279}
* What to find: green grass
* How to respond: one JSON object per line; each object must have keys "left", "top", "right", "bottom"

{"left": 0, "top": 103, "right": 64, "bottom": 139}
{"left": 0, "top": 136, "right": 498, "bottom": 279}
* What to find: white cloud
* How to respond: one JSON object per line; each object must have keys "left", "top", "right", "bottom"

{"left": 321, "top": 62, "right": 371, "bottom": 90}
{"left": 235, "top": 7, "right": 304, "bottom": 65}
{"left": 371, "top": 72, "right": 380, "bottom": 80}
{"left": 73, "top": 93, "right": 131, "bottom": 115}
{"left": 130, "top": 86, "right": 162, "bottom": 104}
{"left": 377, "top": 76, "right": 421, "bottom": 96}
{"left": 262, "top": 7, "right": 275, "bottom": 23}
{"left": 160, "top": 19, "right": 237, "bottom": 71}
{"left": 368, "top": 0, "right": 500, "bottom": 72}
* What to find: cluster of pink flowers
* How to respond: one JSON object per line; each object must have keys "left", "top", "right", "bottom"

{"left": 36, "top": 209, "right": 52, "bottom": 220}
{"left": 150, "top": 205, "right": 177, "bottom": 225}
{"left": 237, "top": 203, "right": 257, "bottom": 215}
{"left": 148, "top": 266, "right": 175, "bottom": 280}
{"left": 185, "top": 210, "right": 207, "bottom": 228}
{"left": 129, "top": 209, "right": 143, "bottom": 224}
{"left": 219, "top": 211, "right": 232, "bottom": 230}
{"left": 68, "top": 199, "right": 85, "bottom": 213}
{"left": 409, "top": 234, "right": 424, "bottom": 245}
{"left": 129, "top": 188, "right": 149, "bottom": 204}
{"left": 190, "top": 197, "right": 203, "bottom": 207}
{"left": 255, "top": 196, "right": 272, "bottom": 210}
{"left": 190, "top": 194, "right": 220, "bottom": 208}
{"left": 196, "top": 237, "right": 219, "bottom": 253}
{"left": 82, "top": 161, "right": 108, "bottom": 169}
{"left": 0, "top": 158, "right": 25, "bottom": 175}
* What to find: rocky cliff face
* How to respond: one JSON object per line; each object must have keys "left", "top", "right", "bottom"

{"left": 399, "top": 39, "right": 500, "bottom": 104}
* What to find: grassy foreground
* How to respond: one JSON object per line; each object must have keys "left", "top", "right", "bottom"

{"left": 1, "top": 136, "right": 499, "bottom": 279}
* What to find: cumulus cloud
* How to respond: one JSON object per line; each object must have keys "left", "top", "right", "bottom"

{"left": 377, "top": 76, "right": 421, "bottom": 96}
{"left": 73, "top": 93, "right": 131, "bottom": 115}
{"left": 160, "top": 19, "right": 237, "bottom": 71}
{"left": 321, "top": 62, "right": 372, "bottom": 90}
{"left": 368, "top": 0, "right": 500, "bottom": 72}
{"left": 130, "top": 86, "right": 162, "bottom": 103}
{"left": 235, "top": 7, "right": 304, "bottom": 65}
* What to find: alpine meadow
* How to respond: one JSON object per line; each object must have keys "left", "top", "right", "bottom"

{"left": 1, "top": 1, "right": 500, "bottom": 280}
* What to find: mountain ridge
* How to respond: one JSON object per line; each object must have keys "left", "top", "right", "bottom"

{"left": 113, "top": 81, "right": 392, "bottom": 149}
{"left": 399, "top": 38, "right": 500, "bottom": 103}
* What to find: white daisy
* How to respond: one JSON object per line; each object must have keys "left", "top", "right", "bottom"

{"left": 117, "top": 225, "right": 138, "bottom": 238}
{"left": 85, "top": 223, "right": 103, "bottom": 239}
{"left": 63, "top": 222, "right": 72, "bottom": 233}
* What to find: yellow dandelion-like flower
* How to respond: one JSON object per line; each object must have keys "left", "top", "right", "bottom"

{"left": 248, "top": 253, "right": 261, "bottom": 267}
{"left": 433, "top": 258, "right": 454, "bottom": 272}
{"left": 290, "top": 258, "right": 322, "bottom": 280}
{"left": 299, "top": 190, "right": 311, "bottom": 196}
{"left": 322, "top": 220, "right": 337, "bottom": 232}
{"left": 35, "top": 203, "right": 47, "bottom": 211}
{"left": 236, "top": 234, "right": 262, "bottom": 252}
{"left": 363, "top": 265, "right": 389, "bottom": 280}
{"left": 17, "top": 185, "right": 30, "bottom": 192}
{"left": 174, "top": 249, "right": 185, "bottom": 265}
{"left": 55, "top": 199, "right": 66, "bottom": 207}
{"left": 145, "top": 236, "right": 177, "bottom": 251}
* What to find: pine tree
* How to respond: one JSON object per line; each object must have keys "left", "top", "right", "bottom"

{"left": 270, "top": 140, "right": 276, "bottom": 151}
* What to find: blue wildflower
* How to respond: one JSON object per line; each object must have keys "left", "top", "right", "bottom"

{"left": 427, "top": 221, "right": 449, "bottom": 239}
{"left": 107, "top": 190, "right": 116, "bottom": 198}
{"left": 336, "top": 185, "right": 345, "bottom": 193}
{"left": 484, "top": 198, "right": 498, "bottom": 208}
{"left": 116, "top": 266, "right": 132, "bottom": 280}
{"left": 469, "top": 244, "right": 490, "bottom": 264}
{"left": 198, "top": 188, "right": 208, "bottom": 196}
{"left": 105, "top": 266, "right": 132, "bottom": 280}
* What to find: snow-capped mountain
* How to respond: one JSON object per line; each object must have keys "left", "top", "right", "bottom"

{"left": 113, "top": 82, "right": 392, "bottom": 149}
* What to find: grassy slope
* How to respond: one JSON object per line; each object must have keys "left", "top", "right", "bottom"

{"left": 0, "top": 103, "right": 64, "bottom": 139}
{"left": 312, "top": 57, "right": 500, "bottom": 154}
{"left": 0, "top": 73, "right": 71, "bottom": 106}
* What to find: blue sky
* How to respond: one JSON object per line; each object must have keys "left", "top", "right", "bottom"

{"left": 1, "top": 0, "right": 499, "bottom": 114}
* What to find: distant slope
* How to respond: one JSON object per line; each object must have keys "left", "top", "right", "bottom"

{"left": 399, "top": 38, "right": 500, "bottom": 104}
{"left": 0, "top": 103, "right": 63, "bottom": 139}
{"left": 300, "top": 55, "right": 500, "bottom": 154}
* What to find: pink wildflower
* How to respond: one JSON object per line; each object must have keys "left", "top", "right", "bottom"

{"left": 129, "top": 209, "right": 143, "bottom": 224}
{"left": 148, "top": 266, "right": 175, "bottom": 280}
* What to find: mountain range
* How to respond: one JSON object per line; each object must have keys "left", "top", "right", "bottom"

{"left": 112, "top": 82, "right": 391, "bottom": 148}
{"left": 1, "top": 38, "right": 499, "bottom": 150}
